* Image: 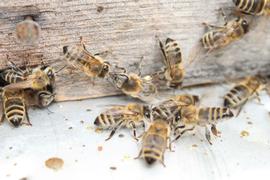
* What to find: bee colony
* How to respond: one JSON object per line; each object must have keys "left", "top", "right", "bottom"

{"left": 0, "top": 0, "right": 270, "bottom": 179}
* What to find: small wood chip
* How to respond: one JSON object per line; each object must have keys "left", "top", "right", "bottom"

{"left": 110, "top": 166, "right": 117, "bottom": 170}
{"left": 97, "top": 6, "right": 104, "bottom": 13}
{"left": 45, "top": 157, "right": 64, "bottom": 171}
{"left": 95, "top": 128, "right": 103, "bottom": 133}
{"left": 240, "top": 130, "right": 250, "bottom": 137}
{"left": 98, "top": 146, "right": 103, "bottom": 152}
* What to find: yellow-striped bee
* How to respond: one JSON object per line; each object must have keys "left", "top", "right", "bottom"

{"left": 3, "top": 66, "right": 52, "bottom": 91}
{"left": 233, "top": 0, "right": 270, "bottom": 16}
{"left": 63, "top": 40, "right": 110, "bottom": 80}
{"left": 16, "top": 15, "right": 41, "bottom": 45}
{"left": 173, "top": 106, "right": 234, "bottom": 144}
{"left": 108, "top": 72, "right": 157, "bottom": 102}
{"left": 224, "top": 76, "right": 266, "bottom": 115}
{"left": 0, "top": 89, "right": 31, "bottom": 127}
{"left": 152, "top": 94, "right": 200, "bottom": 122}
{"left": 159, "top": 38, "right": 185, "bottom": 88}
{"left": 136, "top": 119, "right": 170, "bottom": 166}
{"left": 94, "top": 103, "right": 151, "bottom": 141}
{"left": 188, "top": 10, "right": 249, "bottom": 64}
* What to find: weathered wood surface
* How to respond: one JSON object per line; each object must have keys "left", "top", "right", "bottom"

{"left": 0, "top": 0, "right": 269, "bottom": 101}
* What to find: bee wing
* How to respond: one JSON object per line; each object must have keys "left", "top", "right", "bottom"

{"left": 3, "top": 79, "right": 33, "bottom": 91}
{"left": 104, "top": 108, "right": 139, "bottom": 117}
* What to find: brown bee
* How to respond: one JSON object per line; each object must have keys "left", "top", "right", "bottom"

{"left": 63, "top": 40, "right": 110, "bottom": 80}
{"left": 94, "top": 103, "right": 151, "bottom": 140}
{"left": 233, "top": 0, "right": 270, "bottom": 16}
{"left": 159, "top": 38, "right": 185, "bottom": 88}
{"left": 188, "top": 10, "right": 249, "bottom": 64}
{"left": 3, "top": 66, "right": 52, "bottom": 91}
{"left": 136, "top": 119, "right": 171, "bottom": 166}
{"left": 173, "top": 106, "right": 234, "bottom": 144}
{"left": 108, "top": 72, "right": 157, "bottom": 102}
{"left": 152, "top": 94, "right": 200, "bottom": 122}
{"left": 0, "top": 88, "right": 31, "bottom": 127}
{"left": 224, "top": 76, "right": 266, "bottom": 115}
{"left": 16, "top": 15, "right": 41, "bottom": 44}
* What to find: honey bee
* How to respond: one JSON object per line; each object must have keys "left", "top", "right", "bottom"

{"left": 63, "top": 40, "right": 110, "bottom": 80}
{"left": 188, "top": 10, "right": 249, "bottom": 64}
{"left": 108, "top": 72, "right": 157, "bottom": 102}
{"left": 94, "top": 103, "right": 151, "bottom": 140}
{"left": 16, "top": 15, "right": 41, "bottom": 44}
{"left": 0, "top": 89, "right": 31, "bottom": 127}
{"left": 152, "top": 94, "right": 200, "bottom": 122}
{"left": 3, "top": 66, "right": 52, "bottom": 91}
{"left": 136, "top": 119, "right": 170, "bottom": 166}
{"left": 224, "top": 76, "right": 266, "bottom": 115}
{"left": 173, "top": 106, "right": 234, "bottom": 144}
{"left": 232, "top": 0, "right": 270, "bottom": 16}
{"left": 159, "top": 38, "right": 185, "bottom": 88}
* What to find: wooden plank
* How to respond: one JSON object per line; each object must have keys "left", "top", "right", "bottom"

{"left": 0, "top": 0, "right": 269, "bottom": 101}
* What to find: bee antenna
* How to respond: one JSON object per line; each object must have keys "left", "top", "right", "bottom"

{"left": 55, "top": 65, "right": 67, "bottom": 74}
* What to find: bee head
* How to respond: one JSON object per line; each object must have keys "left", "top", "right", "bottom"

{"left": 192, "top": 95, "right": 200, "bottom": 105}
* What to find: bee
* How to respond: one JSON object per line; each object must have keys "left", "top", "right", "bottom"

{"left": 108, "top": 72, "right": 157, "bottom": 102}
{"left": 188, "top": 10, "right": 249, "bottom": 64}
{"left": 152, "top": 94, "right": 200, "bottom": 122}
{"left": 63, "top": 40, "right": 110, "bottom": 80}
{"left": 136, "top": 119, "right": 170, "bottom": 166}
{"left": 159, "top": 38, "right": 185, "bottom": 88}
{"left": 0, "top": 89, "right": 31, "bottom": 127}
{"left": 232, "top": 0, "right": 270, "bottom": 16}
{"left": 224, "top": 76, "right": 266, "bottom": 115}
{"left": 3, "top": 66, "right": 52, "bottom": 91}
{"left": 16, "top": 15, "right": 41, "bottom": 44}
{"left": 94, "top": 103, "right": 152, "bottom": 140}
{"left": 173, "top": 106, "right": 234, "bottom": 144}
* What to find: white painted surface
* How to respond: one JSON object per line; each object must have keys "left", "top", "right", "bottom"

{"left": 0, "top": 85, "right": 270, "bottom": 180}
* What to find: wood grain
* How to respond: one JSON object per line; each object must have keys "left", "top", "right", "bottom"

{"left": 0, "top": 0, "right": 269, "bottom": 101}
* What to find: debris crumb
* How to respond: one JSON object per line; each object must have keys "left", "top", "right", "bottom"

{"left": 19, "top": 177, "right": 28, "bottom": 180}
{"left": 240, "top": 130, "right": 250, "bottom": 137}
{"left": 192, "top": 144, "right": 198, "bottom": 148}
{"left": 80, "top": 120, "right": 84, "bottom": 124}
{"left": 82, "top": 144, "right": 86, "bottom": 147}
{"left": 122, "top": 155, "right": 131, "bottom": 160}
{"left": 97, "top": 6, "right": 104, "bottom": 13}
{"left": 9, "top": 146, "right": 13, "bottom": 150}
{"left": 110, "top": 166, "right": 117, "bottom": 170}
{"left": 45, "top": 157, "right": 64, "bottom": 171}
{"left": 98, "top": 146, "right": 103, "bottom": 152}
{"left": 247, "top": 121, "right": 253, "bottom": 125}
{"left": 86, "top": 109, "right": 92, "bottom": 112}
{"left": 118, "top": 134, "right": 124, "bottom": 138}
{"left": 68, "top": 127, "right": 73, "bottom": 130}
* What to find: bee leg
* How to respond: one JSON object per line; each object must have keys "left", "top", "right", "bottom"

{"left": 105, "top": 120, "right": 124, "bottom": 141}
{"left": 254, "top": 92, "right": 263, "bottom": 105}
{"left": 167, "top": 137, "right": 174, "bottom": 152}
{"left": 211, "top": 124, "right": 219, "bottom": 137}
{"left": 23, "top": 106, "right": 32, "bottom": 126}
{"left": 160, "top": 156, "right": 166, "bottom": 167}
{"left": 0, "top": 112, "right": 5, "bottom": 124}
{"left": 128, "top": 121, "right": 139, "bottom": 141}
{"left": 79, "top": 36, "right": 86, "bottom": 50}
{"left": 134, "top": 150, "right": 142, "bottom": 160}
{"left": 205, "top": 126, "right": 212, "bottom": 145}
{"left": 218, "top": 8, "right": 228, "bottom": 24}
{"left": 172, "top": 125, "right": 195, "bottom": 143}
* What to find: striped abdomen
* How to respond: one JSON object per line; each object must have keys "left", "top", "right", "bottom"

{"left": 198, "top": 107, "right": 234, "bottom": 125}
{"left": 94, "top": 113, "right": 123, "bottom": 129}
{"left": 37, "top": 90, "right": 55, "bottom": 107}
{"left": 4, "top": 97, "right": 27, "bottom": 127}
{"left": 233, "top": 0, "right": 268, "bottom": 15}
{"left": 201, "top": 31, "right": 227, "bottom": 50}
{"left": 1, "top": 70, "right": 25, "bottom": 84}
{"left": 224, "top": 85, "right": 250, "bottom": 108}
{"left": 141, "top": 134, "right": 166, "bottom": 165}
